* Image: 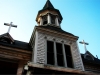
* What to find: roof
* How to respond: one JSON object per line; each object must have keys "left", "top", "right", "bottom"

{"left": 36, "top": 25, "right": 78, "bottom": 37}
{"left": 0, "top": 33, "right": 14, "bottom": 43}
{"left": 81, "top": 53, "right": 100, "bottom": 66}
{"left": 36, "top": 0, "right": 63, "bottom": 22}
{"left": 0, "top": 33, "right": 31, "bottom": 50}
{"left": 0, "top": 40, "right": 31, "bottom": 50}
{"left": 43, "top": 0, "right": 55, "bottom": 9}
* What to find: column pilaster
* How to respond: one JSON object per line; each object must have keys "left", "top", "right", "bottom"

{"left": 54, "top": 39, "right": 57, "bottom": 66}
{"left": 17, "top": 61, "right": 25, "bottom": 75}
{"left": 56, "top": 16, "right": 59, "bottom": 26}
{"left": 62, "top": 42, "right": 67, "bottom": 67}
{"left": 40, "top": 16, "right": 43, "bottom": 25}
{"left": 48, "top": 13, "right": 51, "bottom": 24}
{"left": 44, "top": 37, "right": 47, "bottom": 64}
{"left": 26, "top": 71, "right": 31, "bottom": 75}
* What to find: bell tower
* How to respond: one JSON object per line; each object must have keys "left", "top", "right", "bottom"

{"left": 36, "top": 0, "right": 62, "bottom": 27}
{"left": 28, "top": 0, "right": 84, "bottom": 74}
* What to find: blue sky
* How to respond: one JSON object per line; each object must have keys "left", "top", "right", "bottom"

{"left": 0, "top": 0, "right": 100, "bottom": 58}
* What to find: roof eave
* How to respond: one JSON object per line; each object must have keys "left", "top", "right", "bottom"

{"left": 36, "top": 8, "right": 63, "bottom": 22}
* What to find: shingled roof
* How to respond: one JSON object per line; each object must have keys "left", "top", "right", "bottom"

{"left": 0, "top": 33, "right": 14, "bottom": 43}
{"left": 0, "top": 40, "right": 31, "bottom": 50}
{"left": 0, "top": 33, "right": 31, "bottom": 50}
{"left": 81, "top": 53, "right": 100, "bottom": 65}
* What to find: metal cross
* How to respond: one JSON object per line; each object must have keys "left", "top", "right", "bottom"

{"left": 79, "top": 40, "right": 89, "bottom": 52}
{"left": 4, "top": 22, "right": 17, "bottom": 33}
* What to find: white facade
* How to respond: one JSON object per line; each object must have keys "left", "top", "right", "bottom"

{"left": 31, "top": 29, "right": 84, "bottom": 71}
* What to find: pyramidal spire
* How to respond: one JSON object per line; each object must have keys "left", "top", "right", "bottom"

{"left": 36, "top": 0, "right": 63, "bottom": 25}
{"left": 43, "top": 0, "right": 55, "bottom": 9}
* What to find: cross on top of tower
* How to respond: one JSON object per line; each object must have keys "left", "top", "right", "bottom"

{"left": 79, "top": 40, "right": 89, "bottom": 52}
{"left": 4, "top": 22, "right": 17, "bottom": 33}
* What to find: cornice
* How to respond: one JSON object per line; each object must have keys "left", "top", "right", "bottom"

{"left": 35, "top": 26, "right": 78, "bottom": 41}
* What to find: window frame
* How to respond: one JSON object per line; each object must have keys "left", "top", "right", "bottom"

{"left": 46, "top": 40, "right": 74, "bottom": 68}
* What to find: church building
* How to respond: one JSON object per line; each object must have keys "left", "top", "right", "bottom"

{"left": 0, "top": 0, "right": 100, "bottom": 75}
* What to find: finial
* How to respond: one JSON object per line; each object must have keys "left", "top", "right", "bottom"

{"left": 96, "top": 55, "right": 98, "bottom": 59}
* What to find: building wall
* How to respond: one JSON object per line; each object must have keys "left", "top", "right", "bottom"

{"left": 0, "top": 45, "right": 32, "bottom": 75}
{"left": 84, "top": 63, "right": 100, "bottom": 74}
{"left": 32, "top": 30, "right": 84, "bottom": 71}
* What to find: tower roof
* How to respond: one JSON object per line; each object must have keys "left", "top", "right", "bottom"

{"left": 36, "top": 0, "right": 63, "bottom": 22}
{"left": 43, "top": 0, "right": 55, "bottom": 9}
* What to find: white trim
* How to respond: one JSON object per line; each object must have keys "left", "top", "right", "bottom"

{"left": 70, "top": 43, "right": 76, "bottom": 69}
{"left": 26, "top": 71, "right": 31, "bottom": 75}
{"left": 76, "top": 42, "right": 85, "bottom": 71}
{"left": 44, "top": 37, "right": 47, "bottom": 64}
{"left": 55, "top": 17, "right": 59, "bottom": 26}
{"left": 33, "top": 31, "right": 38, "bottom": 63}
{"left": 48, "top": 13, "right": 51, "bottom": 24}
{"left": 62, "top": 42, "right": 67, "bottom": 67}
{"left": 40, "top": 17, "right": 43, "bottom": 25}
{"left": 54, "top": 40, "right": 57, "bottom": 66}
